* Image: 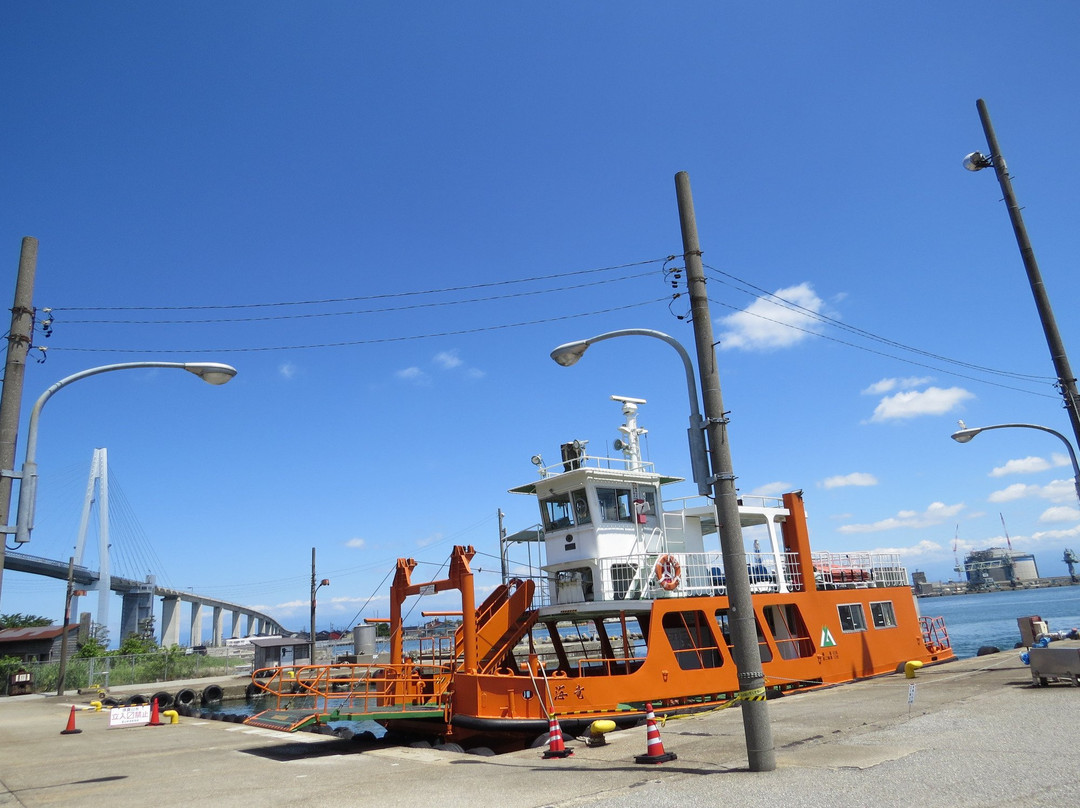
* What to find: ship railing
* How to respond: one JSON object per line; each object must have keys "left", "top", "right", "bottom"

{"left": 252, "top": 662, "right": 454, "bottom": 715}
{"left": 811, "top": 552, "right": 908, "bottom": 589}
{"left": 920, "top": 615, "right": 952, "bottom": 653}
{"left": 531, "top": 453, "right": 657, "bottom": 478}
{"left": 585, "top": 550, "right": 805, "bottom": 602}
{"left": 662, "top": 493, "right": 786, "bottom": 513}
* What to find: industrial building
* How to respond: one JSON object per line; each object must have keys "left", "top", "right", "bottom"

{"left": 962, "top": 547, "right": 1038, "bottom": 588}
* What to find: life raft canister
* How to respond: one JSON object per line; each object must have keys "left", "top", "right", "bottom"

{"left": 654, "top": 554, "right": 681, "bottom": 591}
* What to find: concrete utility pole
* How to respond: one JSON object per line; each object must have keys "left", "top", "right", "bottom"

{"left": 0, "top": 237, "right": 38, "bottom": 606}
{"left": 971, "top": 99, "right": 1080, "bottom": 457}
{"left": 675, "top": 171, "right": 776, "bottom": 772}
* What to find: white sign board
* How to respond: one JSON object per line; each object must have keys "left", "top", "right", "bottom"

{"left": 108, "top": 704, "right": 152, "bottom": 728}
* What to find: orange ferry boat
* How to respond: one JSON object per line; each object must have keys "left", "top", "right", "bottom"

{"left": 247, "top": 397, "right": 953, "bottom": 749}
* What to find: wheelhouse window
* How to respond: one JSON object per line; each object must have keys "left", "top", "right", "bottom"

{"left": 597, "top": 487, "right": 632, "bottom": 522}
{"left": 540, "top": 492, "right": 575, "bottom": 530}
{"left": 572, "top": 490, "right": 591, "bottom": 525}
{"left": 870, "top": 601, "right": 897, "bottom": 629}
{"left": 663, "top": 611, "right": 722, "bottom": 670}
{"left": 714, "top": 609, "right": 773, "bottom": 663}
{"left": 837, "top": 603, "right": 867, "bottom": 633}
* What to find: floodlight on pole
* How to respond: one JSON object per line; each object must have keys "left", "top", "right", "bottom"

{"left": 951, "top": 420, "right": 1080, "bottom": 506}
{"left": 550, "top": 328, "right": 711, "bottom": 496}
{"left": 7, "top": 361, "right": 238, "bottom": 545}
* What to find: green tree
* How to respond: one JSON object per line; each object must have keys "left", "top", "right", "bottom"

{"left": 0, "top": 613, "right": 53, "bottom": 629}
{"left": 75, "top": 636, "right": 107, "bottom": 658}
{"left": 115, "top": 633, "right": 158, "bottom": 656}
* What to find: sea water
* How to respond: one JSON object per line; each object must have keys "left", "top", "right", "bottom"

{"left": 920, "top": 585, "right": 1080, "bottom": 658}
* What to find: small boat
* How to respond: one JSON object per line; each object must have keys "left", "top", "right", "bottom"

{"left": 246, "top": 396, "right": 954, "bottom": 750}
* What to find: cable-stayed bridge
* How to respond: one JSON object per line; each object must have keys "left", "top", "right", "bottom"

{"left": 3, "top": 550, "right": 286, "bottom": 645}
{"left": 4, "top": 448, "right": 287, "bottom": 646}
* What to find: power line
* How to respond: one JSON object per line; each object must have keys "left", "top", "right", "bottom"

{"left": 45, "top": 298, "right": 669, "bottom": 353}
{"left": 703, "top": 264, "right": 1053, "bottom": 384}
{"left": 704, "top": 292, "right": 1058, "bottom": 399}
{"left": 51, "top": 270, "right": 657, "bottom": 326}
{"left": 48, "top": 257, "right": 670, "bottom": 313}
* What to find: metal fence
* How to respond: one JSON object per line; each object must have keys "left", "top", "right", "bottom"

{"left": 2, "top": 648, "right": 255, "bottom": 696}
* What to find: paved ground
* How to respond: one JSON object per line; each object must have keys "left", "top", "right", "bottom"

{"left": 1, "top": 653, "right": 1077, "bottom": 808}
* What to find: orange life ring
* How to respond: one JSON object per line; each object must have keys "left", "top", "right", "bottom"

{"left": 655, "top": 554, "right": 681, "bottom": 591}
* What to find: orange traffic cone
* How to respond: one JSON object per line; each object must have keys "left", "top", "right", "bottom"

{"left": 148, "top": 697, "right": 163, "bottom": 726}
{"left": 634, "top": 703, "right": 676, "bottom": 764}
{"left": 541, "top": 714, "right": 573, "bottom": 758}
{"left": 60, "top": 705, "right": 82, "bottom": 735}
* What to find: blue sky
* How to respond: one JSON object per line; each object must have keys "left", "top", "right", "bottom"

{"left": 3, "top": 3, "right": 1080, "bottom": 644}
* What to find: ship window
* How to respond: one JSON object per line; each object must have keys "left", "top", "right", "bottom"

{"left": 837, "top": 604, "right": 867, "bottom": 632}
{"left": 870, "top": 601, "right": 897, "bottom": 629}
{"left": 714, "top": 609, "right": 773, "bottom": 663}
{"left": 597, "top": 488, "right": 633, "bottom": 522}
{"left": 663, "top": 611, "right": 722, "bottom": 670}
{"left": 540, "top": 492, "right": 575, "bottom": 530}
{"left": 572, "top": 490, "right": 591, "bottom": 525}
{"left": 762, "top": 604, "right": 815, "bottom": 660}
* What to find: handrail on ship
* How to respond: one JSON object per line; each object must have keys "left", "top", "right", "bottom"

{"left": 251, "top": 662, "right": 454, "bottom": 717}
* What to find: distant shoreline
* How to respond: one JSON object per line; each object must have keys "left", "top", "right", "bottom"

{"left": 915, "top": 576, "right": 1079, "bottom": 597}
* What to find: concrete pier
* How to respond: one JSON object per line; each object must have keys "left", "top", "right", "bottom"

{"left": 1, "top": 653, "right": 1077, "bottom": 807}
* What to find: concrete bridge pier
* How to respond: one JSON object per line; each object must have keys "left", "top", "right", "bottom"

{"left": 189, "top": 602, "right": 204, "bottom": 646}
{"left": 231, "top": 609, "right": 242, "bottom": 639}
{"left": 161, "top": 596, "right": 181, "bottom": 647}
{"left": 119, "top": 588, "right": 154, "bottom": 642}
{"left": 212, "top": 606, "right": 224, "bottom": 646}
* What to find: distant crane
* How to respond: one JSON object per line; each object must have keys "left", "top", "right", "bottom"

{"left": 953, "top": 525, "right": 964, "bottom": 580}
{"left": 1000, "top": 514, "right": 1016, "bottom": 585}
{"left": 1065, "top": 549, "right": 1079, "bottom": 583}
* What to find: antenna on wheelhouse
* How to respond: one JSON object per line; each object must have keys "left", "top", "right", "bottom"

{"left": 610, "top": 395, "right": 647, "bottom": 470}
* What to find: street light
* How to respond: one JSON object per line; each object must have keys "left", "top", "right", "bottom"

{"left": 963, "top": 99, "right": 1080, "bottom": 465}
{"left": 9, "top": 362, "right": 237, "bottom": 545}
{"left": 550, "top": 328, "right": 711, "bottom": 495}
{"left": 310, "top": 546, "right": 330, "bottom": 664}
{"left": 951, "top": 421, "right": 1080, "bottom": 506}
{"left": 551, "top": 324, "right": 775, "bottom": 771}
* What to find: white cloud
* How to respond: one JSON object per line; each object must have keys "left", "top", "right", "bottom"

{"left": 716, "top": 282, "right": 825, "bottom": 351}
{"left": 988, "top": 478, "right": 1077, "bottom": 505}
{"left": 434, "top": 350, "right": 463, "bottom": 370}
{"left": 871, "top": 539, "right": 943, "bottom": 558}
{"left": 987, "top": 483, "right": 1036, "bottom": 503}
{"left": 395, "top": 366, "right": 430, "bottom": 385}
{"left": 278, "top": 361, "right": 298, "bottom": 380}
{"left": 861, "top": 377, "right": 932, "bottom": 396}
{"left": 1031, "top": 525, "right": 1080, "bottom": 540}
{"left": 1039, "top": 506, "right": 1080, "bottom": 523}
{"left": 821, "top": 472, "right": 878, "bottom": 489}
{"left": 345, "top": 538, "right": 366, "bottom": 549}
{"left": 746, "top": 481, "right": 794, "bottom": 497}
{"left": 415, "top": 532, "right": 443, "bottom": 548}
{"left": 869, "top": 386, "right": 974, "bottom": 422}
{"left": 990, "top": 456, "right": 1054, "bottom": 477}
{"left": 838, "top": 501, "right": 964, "bottom": 533}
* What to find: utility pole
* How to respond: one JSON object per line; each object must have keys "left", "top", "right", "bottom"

{"left": 0, "top": 237, "right": 39, "bottom": 606}
{"left": 972, "top": 99, "right": 1080, "bottom": 456}
{"left": 675, "top": 171, "right": 776, "bottom": 772}
{"left": 310, "top": 547, "right": 317, "bottom": 664}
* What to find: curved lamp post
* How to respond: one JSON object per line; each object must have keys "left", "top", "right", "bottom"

{"left": 310, "top": 546, "right": 330, "bottom": 664}
{"left": 951, "top": 421, "right": 1080, "bottom": 506}
{"left": 550, "top": 328, "right": 711, "bottom": 496}
{"left": 13, "top": 361, "right": 237, "bottom": 544}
